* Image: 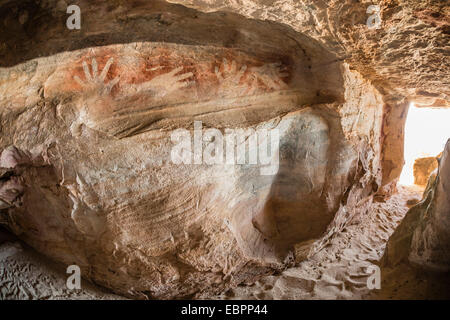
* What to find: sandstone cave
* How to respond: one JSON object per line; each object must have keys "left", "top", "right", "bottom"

{"left": 0, "top": 0, "right": 449, "bottom": 300}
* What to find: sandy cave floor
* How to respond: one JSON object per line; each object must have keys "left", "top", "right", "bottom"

{"left": 211, "top": 185, "right": 432, "bottom": 300}
{"left": 1, "top": 186, "right": 449, "bottom": 300}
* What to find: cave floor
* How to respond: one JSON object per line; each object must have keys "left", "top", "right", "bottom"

{"left": 1, "top": 186, "right": 449, "bottom": 300}
{"left": 211, "top": 186, "right": 449, "bottom": 300}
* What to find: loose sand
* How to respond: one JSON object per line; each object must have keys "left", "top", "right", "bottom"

{"left": 212, "top": 186, "right": 448, "bottom": 300}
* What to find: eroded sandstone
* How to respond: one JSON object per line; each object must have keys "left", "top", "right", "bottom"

{"left": 0, "top": 0, "right": 448, "bottom": 299}
{"left": 0, "top": 0, "right": 389, "bottom": 298}
{"left": 383, "top": 140, "right": 450, "bottom": 271}
{"left": 413, "top": 155, "right": 439, "bottom": 187}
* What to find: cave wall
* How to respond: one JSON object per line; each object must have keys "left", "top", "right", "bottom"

{"left": 0, "top": 0, "right": 448, "bottom": 299}
{"left": 166, "top": 0, "right": 450, "bottom": 191}
{"left": 167, "top": 0, "right": 450, "bottom": 107}
{"left": 0, "top": 0, "right": 392, "bottom": 298}
{"left": 383, "top": 139, "right": 450, "bottom": 271}
{"left": 377, "top": 98, "right": 409, "bottom": 197}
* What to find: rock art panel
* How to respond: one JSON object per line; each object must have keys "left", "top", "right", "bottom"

{"left": 0, "top": 3, "right": 385, "bottom": 298}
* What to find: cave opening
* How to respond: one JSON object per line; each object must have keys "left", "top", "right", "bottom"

{"left": 399, "top": 103, "right": 450, "bottom": 187}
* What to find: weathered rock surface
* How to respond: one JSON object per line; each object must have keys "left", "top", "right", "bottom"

{"left": 166, "top": 0, "right": 450, "bottom": 193}
{"left": 167, "top": 0, "right": 450, "bottom": 108}
{"left": 0, "top": 0, "right": 448, "bottom": 299}
{"left": 413, "top": 155, "right": 439, "bottom": 187}
{"left": 0, "top": 0, "right": 389, "bottom": 298}
{"left": 383, "top": 140, "right": 450, "bottom": 271}
{"left": 0, "top": 237, "right": 122, "bottom": 299}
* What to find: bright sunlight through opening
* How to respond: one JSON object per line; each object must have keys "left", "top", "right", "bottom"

{"left": 399, "top": 103, "right": 450, "bottom": 186}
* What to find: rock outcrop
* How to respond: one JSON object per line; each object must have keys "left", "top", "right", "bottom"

{"left": 413, "top": 155, "right": 439, "bottom": 187}
{"left": 383, "top": 140, "right": 450, "bottom": 271}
